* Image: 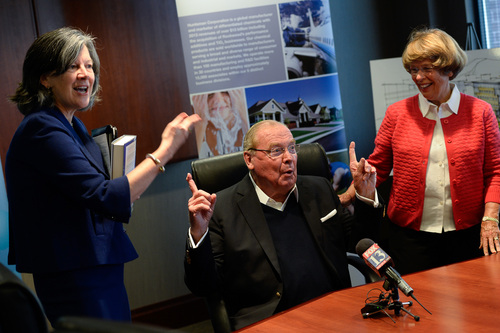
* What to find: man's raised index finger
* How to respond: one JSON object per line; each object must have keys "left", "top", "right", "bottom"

{"left": 186, "top": 173, "right": 198, "bottom": 194}
{"left": 349, "top": 141, "right": 357, "bottom": 163}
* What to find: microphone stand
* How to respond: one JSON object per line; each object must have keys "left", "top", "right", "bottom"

{"left": 384, "top": 280, "right": 420, "bottom": 321}
{"left": 361, "top": 279, "right": 420, "bottom": 322}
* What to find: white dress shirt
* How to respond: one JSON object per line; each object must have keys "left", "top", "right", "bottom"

{"left": 419, "top": 84, "right": 460, "bottom": 233}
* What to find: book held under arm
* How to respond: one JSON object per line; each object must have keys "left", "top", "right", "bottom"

{"left": 111, "top": 135, "right": 137, "bottom": 179}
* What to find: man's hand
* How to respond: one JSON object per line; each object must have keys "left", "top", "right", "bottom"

{"left": 186, "top": 173, "right": 217, "bottom": 243}
{"left": 349, "top": 141, "right": 376, "bottom": 200}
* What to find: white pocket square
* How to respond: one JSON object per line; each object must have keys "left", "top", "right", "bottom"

{"left": 320, "top": 209, "right": 337, "bottom": 222}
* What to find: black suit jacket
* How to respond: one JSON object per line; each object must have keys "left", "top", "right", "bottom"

{"left": 185, "top": 174, "right": 382, "bottom": 330}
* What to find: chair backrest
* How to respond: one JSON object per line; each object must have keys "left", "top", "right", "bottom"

{"left": 0, "top": 263, "right": 49, "bottom": 333}
{"left": 191, "top": 142, "right": 332, "bottom": 194}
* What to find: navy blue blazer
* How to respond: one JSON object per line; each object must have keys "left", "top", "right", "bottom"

{"left": 6, "top": 108, "right": 138, "bottom": 273}
{"left": 185, "top": 174, "right": 382, "bottom": 329}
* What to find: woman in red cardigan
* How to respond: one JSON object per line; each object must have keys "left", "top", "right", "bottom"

{"left": 347, "top": 28, "right": 500, "bottom": 274}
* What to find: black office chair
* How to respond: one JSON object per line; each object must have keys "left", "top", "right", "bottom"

{"left": 190, "top": 143, "right": 381, "bottom": 332}
{"left": 0, "top": 263, "right": 177, "bottom": 333}
{"left": 0, "top": 262, "right": 48, "bottom": 333}
{"left": 54, "top": 316, "right": 175, "bottom": 333}
{"left": 191, "top": 142, "right": 333, "bottom": 194}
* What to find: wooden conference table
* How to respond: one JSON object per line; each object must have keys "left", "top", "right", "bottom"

{"left": 238, "top": 255, "right": 500, "bottom": 332}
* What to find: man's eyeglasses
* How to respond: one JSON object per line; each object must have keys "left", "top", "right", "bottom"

{"left": 408, "top": 66, "right": 436, "bottom": 76}
{"left": 248, "top": 144, "right": 300, "bottom": 158}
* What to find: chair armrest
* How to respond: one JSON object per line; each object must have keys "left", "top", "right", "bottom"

{"left": 346, "top": 252, "right": 383, "bottom": 284}
{"left": 205, "top": 293, "right": 232, "bottom": 333}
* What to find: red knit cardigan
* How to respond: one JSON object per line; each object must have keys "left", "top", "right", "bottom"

{"left": 368, "top": 93, "right": 500, "bottom": 231}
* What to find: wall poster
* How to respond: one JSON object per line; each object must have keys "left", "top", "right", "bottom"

{"left": 176, "top": 0, "right": 351, "bottom": 192}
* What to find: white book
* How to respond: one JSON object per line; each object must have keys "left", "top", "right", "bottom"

{"left": 111, "top": 135, "right": 137, "bottom": 179}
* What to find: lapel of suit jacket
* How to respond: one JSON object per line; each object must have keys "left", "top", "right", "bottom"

{"left": 51, "top": 109, "right": 108, "bottom": 177}
{"left": 235, "top": 175, "right": 282, "bottom": 277}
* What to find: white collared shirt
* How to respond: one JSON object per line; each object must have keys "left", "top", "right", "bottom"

{"left": 419, "top": 84, "right": 460, "bottom": 233}
{"left": 250, "top": 172, "right": 379, "bottom": 209}
{"left": 249, "top": 172, "right": 298, "bottom": 211}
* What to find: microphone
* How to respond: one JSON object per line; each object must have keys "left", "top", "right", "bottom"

{"left": 355, "top": 238, "right": 413, "bottom": 296}
{"left": 355, "top": 238, "right": 431, "bottom": 314}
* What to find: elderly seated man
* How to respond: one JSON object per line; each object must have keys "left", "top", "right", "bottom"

{"left": 184, "top": 120, "right": 383, "bottom": 330}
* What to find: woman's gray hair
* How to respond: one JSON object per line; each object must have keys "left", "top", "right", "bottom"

{"left": 10, "top": 27, "right": 101, "bottom": 115}
{"left": 402, "top": 27, "right": 467, "bottom": 80}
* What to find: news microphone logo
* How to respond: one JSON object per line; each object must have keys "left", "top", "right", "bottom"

{"left": 361, "top": 242, "right": 391, "bottom": 274}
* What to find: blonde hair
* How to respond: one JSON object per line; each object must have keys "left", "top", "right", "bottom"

{"left": 402, "top": 28, "right": 467, "bottom": 80}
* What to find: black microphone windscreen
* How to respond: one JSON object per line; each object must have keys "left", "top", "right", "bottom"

{"left": 355, "top": 238, "right": 375, "bottom": 257}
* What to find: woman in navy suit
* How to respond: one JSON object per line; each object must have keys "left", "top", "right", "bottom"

{"left": 6, "top": 27, "right": 200, "bottom": 325}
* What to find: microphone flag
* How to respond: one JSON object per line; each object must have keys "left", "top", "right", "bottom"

{"left": 361, "top": 242, "right": 392, "bottom": 274}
